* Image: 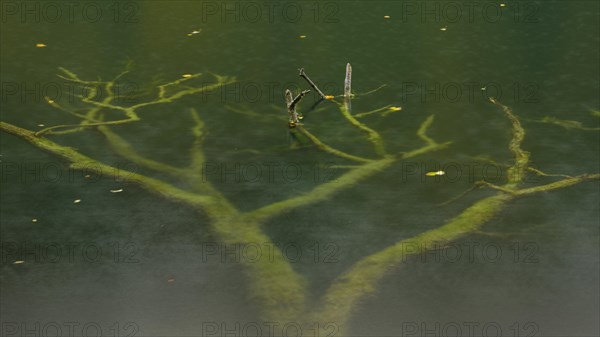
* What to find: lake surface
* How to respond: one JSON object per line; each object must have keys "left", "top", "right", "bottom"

{"left": 1, "top": 1, "right": 599, "bottom": 336}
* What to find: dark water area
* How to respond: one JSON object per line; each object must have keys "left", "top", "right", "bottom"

{"left": 1, "top": 1, "right": 599, "bottom": 336}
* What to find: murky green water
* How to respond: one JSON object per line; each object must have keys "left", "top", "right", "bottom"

{"left": 1, "top": 1, "right": 599, "bottom": 336}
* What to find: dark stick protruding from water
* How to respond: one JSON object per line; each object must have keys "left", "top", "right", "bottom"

{"left": 289, "top": 89, "right": 310, "bottom": 111}
{"left": 344, "top": 63, "right": 352, "bottom": 98}
{"left": 298, "top": 68, "right": 326, "bottom": 99}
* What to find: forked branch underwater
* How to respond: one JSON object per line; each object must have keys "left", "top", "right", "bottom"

{"left": 1, "top": 64, "right": 598, "bottom": 334}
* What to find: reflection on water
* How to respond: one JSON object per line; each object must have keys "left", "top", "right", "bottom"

{"left": 1, "top": 1, "right": 599, "bottom": 336}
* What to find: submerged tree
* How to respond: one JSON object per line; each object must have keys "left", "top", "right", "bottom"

{"left": 1, "top": 63, "right": 598, "bottom": 335}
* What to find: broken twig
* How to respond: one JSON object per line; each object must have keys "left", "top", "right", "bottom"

{"left": 344, "top": 63, "right": 352, "bottom": 98}
{"left": 299, "top": 68, "right": 327, "bottom": 99}
{"left": 286, "top": 89, "right": 310, "bottom": 127}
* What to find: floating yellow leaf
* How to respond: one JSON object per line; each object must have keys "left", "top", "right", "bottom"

{"left": 425, "top": 170, "right": 445, "bottom": 176}
{"left": 440, "top": 27, "right": 447, "bottom": 31}
{"left": 13, "top": 260, "right": 25, "bottom": 264}
{"left": 383, "top": 15, "right": 391, "bottom": 19}
{"left": 389, "top": 106, "right": 402, "bottom": 111}
{"left": 182, "top": 74, "right": 193, "bottom": 78}
{"left": 299, "top": 35, "right": 307, "bottom": 39}
{"left": 500, "top": 3, "right": 506, "bottom": 7}
{"left": 73, "top": 199, "right": 81, "bottom": 204}
{"left": 35, "top": 43, "right": 47, "bottom": 48}
{"left": 324, "top": 95, "right": 335, "bottom": 99}
{"left": 32, "top": 218, "right": 38, "bottom": 223}
{"left": 110, "top": 189, "right": 124, "bottom": 193}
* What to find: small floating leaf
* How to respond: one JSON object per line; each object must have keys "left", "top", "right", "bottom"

{"left": 324, "top": 95, "right": 335, "bottom": 99}
{"left": 35, "top": 43, "right": 47, "bottom": 48}
{"left": 182, "top": 74, "right": 193, "bottom": 78}
{"left": 383, "top": 15, "right": 391, "bottom": 19}
{"left": 13, "top": 260, "right": 25, "bottom": 264}
{"left": 425, "top": 171, "right": 445, "bottom": 177}
{"left": 73, "top": 199, "right": 81, "bottom": 204}
{"left": 110, "top": 189, "right": 124, "bottom": 193}
{"left": 299, "top": 35, "right": 307, "bottom": 39}
{"left": 32, "top": 219, "right": 38, "bottom": 223}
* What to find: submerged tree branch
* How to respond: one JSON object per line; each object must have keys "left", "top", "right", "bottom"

{"left": 311, "top": 99, "right": 599, "bottom": 334}
{"left": 2, "top": 65, "right": 598, "bottom": 334}
{"left": 296, "top": 127, "right": 374, "bottom": 163}
{"left": 1, "top": 122, "right": 219, "bottom": 212}
{"left": 489, "top": 97, "right": 530, "bottom": 186}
